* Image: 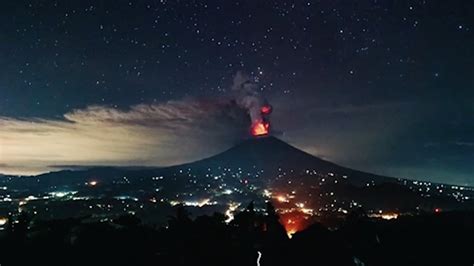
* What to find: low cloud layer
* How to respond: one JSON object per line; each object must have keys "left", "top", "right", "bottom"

{"left": 0, "top": 98, "right": 250, "bottom": 175}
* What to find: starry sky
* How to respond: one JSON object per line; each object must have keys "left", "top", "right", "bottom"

{"left": 0, "top": 1, "right": 473, "bottom": 185}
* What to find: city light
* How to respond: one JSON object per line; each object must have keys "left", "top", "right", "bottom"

{"left": 368, "top": 212, "right": 399, "bottom": 220}
{"left": 276, "top": 195, "right": 289, "bottom": 203}
{"left": 225, "top": 202, "right": 240, "bottom": 223}
{"left": 49, "top": 191, "right": 78, "bottom": 198}
{"left": 381, "top": 213, "right": 399, "bottom": 220}
{"left": 262, "top": 189, "right": 272, "bottom": 198}
{"left": 286, "top": 229, "right": 297, "bottom": 239}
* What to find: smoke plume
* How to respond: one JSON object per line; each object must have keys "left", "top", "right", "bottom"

{"left": 231, "top": 71, "right": 272, "bottom": 136}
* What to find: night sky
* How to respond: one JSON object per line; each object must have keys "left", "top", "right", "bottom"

{"left": 0, "top": 1, "right": 473, "bottom": 185}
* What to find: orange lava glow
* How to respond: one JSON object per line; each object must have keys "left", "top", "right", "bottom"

{"left": 251, "top": 120, "right": 270, "bottom": 136}
{"left": 279, "top": 211, "right": 312, "bottom": 238}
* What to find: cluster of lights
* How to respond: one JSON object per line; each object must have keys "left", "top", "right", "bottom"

{"left": 0, "top": 156, "right": 472, "bottom": 241}
{"left": 368, "top": 211, "right": 400, "bottom": 220}
{"left": 0, "top": 217, "right": 8, "bottom": 227}
{"left": 169, "top": 198, "right": 216, "bottom": 208}
{"left": 225, "top": 202, "right": 241, "bottom": 223}
{"left": 49, "top": 191, "right": 78, "bottom": 198}
{"left": 276, "top": 195, "right": 289, "bottom": 203}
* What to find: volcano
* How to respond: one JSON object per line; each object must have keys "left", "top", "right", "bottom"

{"left": 20, "top": 136, "right": 392, "bottom": 188}
{"left": 176, "top": 136, "right": 389, "bottom": 185}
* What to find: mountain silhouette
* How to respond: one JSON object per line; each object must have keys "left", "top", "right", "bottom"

{"left": 174, "top": 136, "right": 389, "bottom": 185}
{"left": 4, "top": 136, "right": 391, "bottom": 187}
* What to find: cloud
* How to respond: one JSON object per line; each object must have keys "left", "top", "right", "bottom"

{"left": 270, "top": 95, "right": 474, "bottom": 185}
{"left": 454, "top": 141, "right": 474, "bottom": 147}
{"left": 231, "top": 71, "right": 263, "bottom": 121}
{"left": 273, "top": 99, "right": 422, "bottom": 164}
{"left": 0, "top": 98, "right": 250, "bottom": 175}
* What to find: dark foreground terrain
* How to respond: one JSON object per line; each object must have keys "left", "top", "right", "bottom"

{"left": 1, "top": 203, "right": 473, "bottom": 266}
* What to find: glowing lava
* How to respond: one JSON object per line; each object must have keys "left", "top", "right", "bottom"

{"left": 260, "top": 105, "right": 272, "bottom": 115}
{"left": 251, "top": 104, "right": 272, "bottom": 137}
{"left": 251, "top": 120, "right": 270, "bottom": 136}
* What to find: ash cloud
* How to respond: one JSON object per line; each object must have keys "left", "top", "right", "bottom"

{"left": 0, "top": 98, "right": 250, "bottom": 175}
{"left": 231, "top": 71, "right": 270, "bottom": 125}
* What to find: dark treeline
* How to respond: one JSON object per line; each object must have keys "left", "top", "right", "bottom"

{"left": 1, "top": 203, "right": 473, "bottom": 266}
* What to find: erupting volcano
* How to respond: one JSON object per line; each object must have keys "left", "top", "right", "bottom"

{"left": 251, "top": 120, "right": 270, "bottom": 136}
{"left": 231, "top": 71, "right": 274, "bottom": 138}
{"left": 251, "top": 105, "right": 272, "bottom": 137}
